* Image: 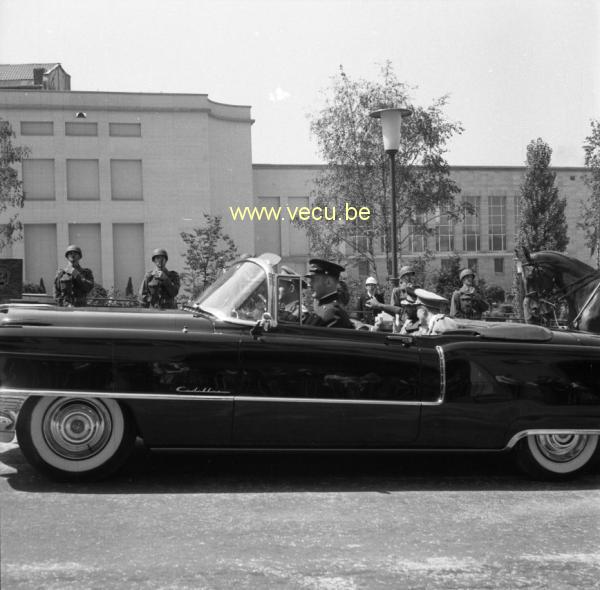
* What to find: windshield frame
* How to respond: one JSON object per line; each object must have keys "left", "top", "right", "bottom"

{"left": 193, "top": 258, "right": 275, "bottom": 325}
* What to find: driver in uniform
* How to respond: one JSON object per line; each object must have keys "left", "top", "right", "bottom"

{"left": 303, "top": 259, "right": 353, "bottom": 329}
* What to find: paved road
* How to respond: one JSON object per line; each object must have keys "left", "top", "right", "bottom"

{"left": 1, "top": 441, "right": 599, "bottom": 589}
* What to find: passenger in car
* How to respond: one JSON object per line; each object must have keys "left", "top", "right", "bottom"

{"left": 139, "top": 248, "right": 180, "bottom": 309}
{"left": 278, "top": 277, "right": 302, "bottom": 321}
{"left": 413, "top": 290, "right": 458, "bottom": 335}
{"left": 303, "top": 259, "right": 354, "bottom": 329}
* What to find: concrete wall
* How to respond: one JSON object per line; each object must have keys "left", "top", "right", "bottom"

{"left": 0, "top": 89, "right": 255, "bottom": 293}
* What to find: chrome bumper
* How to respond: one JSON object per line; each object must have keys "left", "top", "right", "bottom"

{"left": 0, "top": 395, "right": 26, "bottom": 443}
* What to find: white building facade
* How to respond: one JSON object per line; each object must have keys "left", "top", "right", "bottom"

{"left": 1, "top": 88, "right": 255, "bottom": 294}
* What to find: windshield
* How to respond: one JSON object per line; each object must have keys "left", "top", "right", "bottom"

{"left": 194, "top": 260, "right": 270, "bottom": 322}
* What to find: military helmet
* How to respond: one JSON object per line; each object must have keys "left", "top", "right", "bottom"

{"left": 65, "top": 244, "right": 82, "bottom": 258}
{"left": 460, "top": 268, "right": 475, "bottom": 281}
{"left": 365, "top": 276, "right": 378, "bottom": 286}
{"left": 399, "top": 265, "right": 415, "bottom": 280}
{"left": 151, "top": 248, "right": 168, "bottom": 261}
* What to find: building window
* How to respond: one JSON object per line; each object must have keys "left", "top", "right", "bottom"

{"left": 20, "top": 121, "right": 53, "bottom": 136}
{"left": 467, "top": 258, "right": 479, "bottom": 274}
{"left": 22, "top": 159, "right": 55, "bottom": 200}
{"left": 436, "top": 209, "right": 454, "bottom": 252}
{"left": 408, "top": 214, "right": 426, "bottom": 253}
{"left": 113, "top": 223, "right": 145, "bottom": 295}
{"left": 488, "top": 196, "right": 506, "bottom": 251}
{"left": 67, "top": 159, "right": 100, "bottom": 201}
{"left": 357, "top": 259, "right": 369, "bottom": 279}
{"left": 65, "top": 122, "right": 98, "bottom": 136}
{"left": 463, "top": 196, "right": 480, "bottom": 251}
{"left": 494, "top": 258, "right": 504, "bottom": 274}
{"left": 255, "top": 197, "right": 281, "bottom": 255}
{"left": 111, "top": 159, "right": 143, "bottom": 201}
{"left": 109, "top": 123, "right": 141, "bottom": 137}
{"left": 288, "top": 197, "right": 309, "bottom": 256}
{"left": 350, "top": 229, "right": 368, "bottom": 254}
{"left": 24, "top": 224, "right": 57, "bottom": 287}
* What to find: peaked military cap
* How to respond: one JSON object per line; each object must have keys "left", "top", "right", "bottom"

{"left": 305, "top": 259, "right": 345, "bottom": 279}
{"left": 413, "top": 288, "right": 448, "bottom": 310}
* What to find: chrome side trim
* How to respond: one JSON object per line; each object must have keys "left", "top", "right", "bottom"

{"left": 0, "top": 387, "right": 233, "bottom": 402}
{"left": 234, "top": 396, "right": 422, "bottom": 406}
{"left": 435, "top": 345, "right": 446, "bottom": 404}
{"left": 504, "top": 429, "right": 600, "bottom": 450}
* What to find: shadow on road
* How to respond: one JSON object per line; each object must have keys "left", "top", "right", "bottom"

{"left": 2, "top": 441, "right": 599, "bottom": 494}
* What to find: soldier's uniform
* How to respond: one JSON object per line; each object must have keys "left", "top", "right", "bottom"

{"left": 390, "top": 265, "right": 417, "bottom": 308}
{"left": 53, "top": 245, "right": 94, "bottom": 307}
{"left": 449, "top": 269, "right": 488, "bottom": 319}
{"left": 139, "top": 248, "right": 180, "bottom": 309}
{"left": 303, "top": 259, "right": 354, "bottom": 329}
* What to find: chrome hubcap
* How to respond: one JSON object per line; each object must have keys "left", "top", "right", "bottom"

{"left": 535, "top": 434, "right": 588, "bottom": 463}
{"left": 43, "top": 399, "right": 112, "bottom": 460}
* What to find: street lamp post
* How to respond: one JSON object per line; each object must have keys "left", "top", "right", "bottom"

{"left": 370, "top": 106, "right": 412, "bottom": 286}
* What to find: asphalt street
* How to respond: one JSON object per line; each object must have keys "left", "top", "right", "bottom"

{"left": 1, "top": 441, "right": 599, "bottom": 590}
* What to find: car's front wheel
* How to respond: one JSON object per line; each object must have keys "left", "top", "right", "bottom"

{"left": 16, "top": 396, "right": 136, "bottom": 481}
{"left": 516, "top": 433, "right": 600, "bottom": 480}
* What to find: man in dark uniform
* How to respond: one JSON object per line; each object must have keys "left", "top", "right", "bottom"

{"left": 53, "top": 244, "right": 95, "bottom": 307}
{"left": 449, "top": 268, "right": 488, "bottom": 319}
{"left": 139, "top": 248, "right": 180, "bottom": 309}
{"left": 303, "top": 258, "right": 353, "bottom": 329}
{"left": 357, "top": 277, "right": 384, "bottom": 325}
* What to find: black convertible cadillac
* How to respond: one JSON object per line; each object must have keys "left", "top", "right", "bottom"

{"left": 1, "top": 254, "right": 599, "bottom": 481}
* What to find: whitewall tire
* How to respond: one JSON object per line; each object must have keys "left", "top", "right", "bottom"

{"left": 17, "top": 396, "right": 136, "bottom": 481}
{"left": 516, "top": 433, "right": 600, "bottom": 479}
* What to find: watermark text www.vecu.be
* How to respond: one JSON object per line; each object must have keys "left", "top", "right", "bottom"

{"left": 229, "top": 203, "right": 371, "bottom": 222}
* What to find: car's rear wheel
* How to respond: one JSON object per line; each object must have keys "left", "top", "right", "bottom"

{"left": 515, "top": 433, "right": 599, "bottom": 480}
{"left": 16, "top": 396, "right": 136, "bottom": 481}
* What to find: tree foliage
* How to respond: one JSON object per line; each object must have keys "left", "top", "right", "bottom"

{"left": 579, "top": 119, "right": 600, "bottom": 267}
{"left": 180, "top": 214, "right": 239, "bottom": 299}
{"left": 300, "top": 63, "right": 464, "bottom": 281}
{"left": 0, "top": 118, "right": 30, "bottom": 252}
{"left": 517, "top": 138, "right": 568, "bottom": 253}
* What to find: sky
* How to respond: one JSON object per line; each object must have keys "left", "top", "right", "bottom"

{"left": 1, "top": 0, "right": 598, "bottom": 167}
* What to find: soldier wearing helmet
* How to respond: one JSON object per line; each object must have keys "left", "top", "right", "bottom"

{"left": 357, "top": 276, "right": 384, "bottom": 325}
{"left": 449, "top": 268, "right": 488, "bottom": 319}
{"left": 53, "top": 245, "right": 95, "bottom": 307}
{"left": 139, "top": 248, "right": 180, "bottom": 309}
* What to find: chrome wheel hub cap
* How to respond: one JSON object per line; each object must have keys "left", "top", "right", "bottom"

{"left": 43, "top": 399, "right": 112, "bottom": 460}
{"left": 535, "top": 434, "right": 588, "bottom": 463}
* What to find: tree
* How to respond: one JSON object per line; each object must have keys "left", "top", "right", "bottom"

{"left": 578, "top": 119, "right": 600, "bottom": 268}
{"left": 0, "top": 118, "right": 30, "bottom": 252}
{"left": 429, "top": 252, "right": 463, "bottom": 301}
{"left": 517, "top": 138, "right": 569, "bottom": 253}
{"left": 299, "top": 62, "right": 464, "bottom": 281}
{"left": 180, "top": 214, "right": 239, "bottom": 299}
{"left": 125, "top": 276, "right": 134, "bottom": 298}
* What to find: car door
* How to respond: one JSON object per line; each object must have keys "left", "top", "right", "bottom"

{"left": 112, "top": 330, "right": 238, "bottom": 447}
{"left": 233, "top": 325, "right": 422, "bottom": 448}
